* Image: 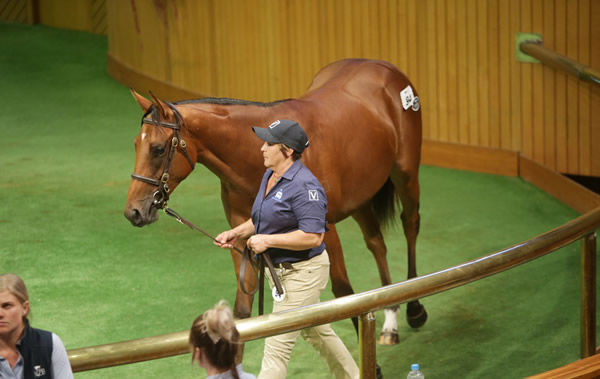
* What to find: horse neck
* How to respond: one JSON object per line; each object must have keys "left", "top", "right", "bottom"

{"left": 182, "top": 103, "right": 278, "bottom": 195}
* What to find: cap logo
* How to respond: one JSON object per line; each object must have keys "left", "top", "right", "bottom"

{"left": 268, "top": 120, "right": 280, "bottom": 129}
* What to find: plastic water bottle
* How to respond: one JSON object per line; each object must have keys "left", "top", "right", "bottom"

{"left": 407, "top": 363, "right": 424, "bottom": 379}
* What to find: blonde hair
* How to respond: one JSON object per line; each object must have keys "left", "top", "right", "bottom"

{"left": 189, "top": 300, "right": 240, "bottom": 378}
{"left": 0, "top": 273, "right": 30, "bottom": 321}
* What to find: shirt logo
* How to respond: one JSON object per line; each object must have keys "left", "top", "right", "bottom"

{"left": 308, "top": 190, "right": 319, "bottom": 201}
{"left": 274, "top": 190, "right": 283, "bottom": 200}
{"left": 34, "top": 365, "right": 46, "bottom": 377}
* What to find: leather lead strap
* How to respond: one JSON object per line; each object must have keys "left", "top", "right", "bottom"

{"left": 163, "top": 207, "right": 284, "bottom": 315}
{"left": 259, "top": 257, "right": 265, "bottom": 316}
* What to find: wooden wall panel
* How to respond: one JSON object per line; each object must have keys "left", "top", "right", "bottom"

{"left": 592, "top": 1, "right": 600, "bottom": 177}
{"left": 106, "top": 0, "right": 600, "bottom": 176}
{"left": 0, "top": 0, "right": 33, "bottom": 23}
{"left": 2, "top": 0, "right": 107, "bottom": 34}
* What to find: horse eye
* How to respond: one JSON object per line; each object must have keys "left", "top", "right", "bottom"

{"left": 151, "top": 145, "right": 166, "bottom": 157}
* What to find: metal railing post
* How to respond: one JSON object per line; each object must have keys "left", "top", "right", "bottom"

{"left": 581, "top": 232, "right": 597, "bottom": 358}
{"left": 359, "top": 312, "right": 377, "bottom": 379}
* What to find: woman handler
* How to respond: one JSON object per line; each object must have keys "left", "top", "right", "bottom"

{"left": 214, "top": 119, "right": 359, "bottom": 379}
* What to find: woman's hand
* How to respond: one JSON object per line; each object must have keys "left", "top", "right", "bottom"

{"left": 247, "top": 234, "right": 270, "bottom": 254}
{"left": 214, "top": 219, "right": 255, "bottom": 249}
{"left": 214, "top": 230, "right": 238, "bottom": 249}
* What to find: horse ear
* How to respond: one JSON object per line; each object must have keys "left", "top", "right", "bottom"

{"left": 149, "top": 91, "right": 169, "bottom": 119}
{"left": 130, "top": 89, "right": 152, "bottom": 112}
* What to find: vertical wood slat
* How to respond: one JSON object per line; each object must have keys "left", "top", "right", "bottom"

{"left": 578, "top": 0, "right": 591, "bottom": 175}
{"left": 425, "top": 0, "right": 438, "bottom": 141}
{"left": 566, "top": 1, "right": 580, "bottom": 173}
{"left": 591, "top": 1, "right": 600, "bottom": 176}
{"left": 455, "top": 0, "right": 469, "bottom": 145}
{"left": 509, "top": 0, "right": 523, "bottom": 154}
{"left": 498, "top": 0, "right": 511, "bottom": 150}
{"left": 487, "top": 0, "right": 500, "bottom": 149}
{"left": 542, "top": 0, "right": 556, "bottom": 170}
{"left": 102, "top": 0, "right": 600, "bottom": 177}
{"left": 520, "top": 0, "right": 534, "bottom": 158}
{"left": 436, "top": 0, "right": 448, "bottom": 142}
{"left": 531, "top": 0, "right": 545, "bottom": 164}
{"left": 477, "top": 0, "right": 489, "bottom": 147}
{"left": 466, "top": 0, "right": 479, "bottom": 147}
{"left": 555, "top": 0, "right": 568, "bottom": 173}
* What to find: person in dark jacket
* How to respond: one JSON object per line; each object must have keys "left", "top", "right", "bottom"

{"left": 0, "top": 273, "right": 73, "bottom": 379}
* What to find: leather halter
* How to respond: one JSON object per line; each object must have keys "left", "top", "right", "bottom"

{"left": 130, "top": 102, "right": 195, "bottom": 209}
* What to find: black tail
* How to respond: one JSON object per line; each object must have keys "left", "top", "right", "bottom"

{"left": 371, "top": 178, "right": 399, "bottom": 229}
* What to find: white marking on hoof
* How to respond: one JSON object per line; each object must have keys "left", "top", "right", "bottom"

{"left": 381, "top": 308, "right": 398, "bottom": 334}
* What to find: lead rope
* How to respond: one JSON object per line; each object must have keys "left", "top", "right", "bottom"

{"left": 163, "top": 207, "right": 284, "bottom": 315}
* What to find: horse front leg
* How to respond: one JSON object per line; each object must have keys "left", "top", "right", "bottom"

{"left": 231, "top": 246, "right": 256, "bottom": 319}
{"left": 324, "top": 224, "right": 356, "bottom": 318}
{"left": 231, "top": 245, "right": 256, "bottom": 362}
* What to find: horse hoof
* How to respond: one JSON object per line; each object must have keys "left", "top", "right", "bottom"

{"left": 377, "top": 331, "right": 399, "bottom": 345}
{"left": 376, "top": 364, "right": 383, "bottom": 379}
{"left": 406, "top": 301, "right": 428, "bottom": 329}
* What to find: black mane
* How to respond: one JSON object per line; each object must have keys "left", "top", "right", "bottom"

{"left": 175, "top": 97, "right": 292, "bottom": 107}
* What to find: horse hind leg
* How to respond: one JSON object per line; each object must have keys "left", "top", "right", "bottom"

{"left": 392, "top": 168, "right": 428, "bottom": 329}
{"left": 352, "top": 205, "right": 401, "bottom": 345}
{"left": 325, "top": 224, "right": 384, "bottom": 379}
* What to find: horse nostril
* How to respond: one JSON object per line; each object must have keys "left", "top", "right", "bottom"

{"left": 125, "top": 207, "right": 144, "bottom": 227}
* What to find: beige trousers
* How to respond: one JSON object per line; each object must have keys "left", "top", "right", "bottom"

{"left": 258, "top": 251, "right": 359, "bottom": 379}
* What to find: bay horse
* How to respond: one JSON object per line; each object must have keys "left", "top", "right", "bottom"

{"left": 124, "top": 58, "right": 427, "bottom": 347}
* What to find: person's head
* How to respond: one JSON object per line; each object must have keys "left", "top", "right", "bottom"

{"left": 0, "top": 273, "right": 30, "bottom": 338}
{"left": 253, "top": 120, "right": 308, "bottom": 166}
{"left": 189, "top": 300, "right": 240, "bottom": 377}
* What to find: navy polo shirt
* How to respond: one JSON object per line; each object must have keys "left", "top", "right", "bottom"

{"left": 251, "top": 160, "right": 328, "bottom": 264}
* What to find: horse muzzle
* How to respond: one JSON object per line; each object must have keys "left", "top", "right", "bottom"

{"left": 124, "top": 201, "right": 159, "bottom": 227}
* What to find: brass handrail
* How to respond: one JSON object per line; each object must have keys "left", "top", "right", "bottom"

{"left": 68, "top": 206, "right": 600, "bottom": 372}
{"left": 520, "top": 41, "right": 600, "bottom": 86}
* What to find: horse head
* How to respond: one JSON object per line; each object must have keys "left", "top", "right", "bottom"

{"left": 124, "top": 90, "right": 197, "bottom": 227}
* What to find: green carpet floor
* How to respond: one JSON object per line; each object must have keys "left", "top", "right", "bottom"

{"left": 1, "top": 22, "right": 596, "bottom": 378}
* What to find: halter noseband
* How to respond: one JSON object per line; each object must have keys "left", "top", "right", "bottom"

{"left": 130, "top": 102, "right": 195, "bottom": 209}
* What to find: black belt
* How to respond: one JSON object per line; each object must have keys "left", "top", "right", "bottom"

{"left": 273, "top": 262, "right": 294, "bottom": 269}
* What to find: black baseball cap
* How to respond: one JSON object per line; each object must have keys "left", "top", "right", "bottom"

{"left": 252, "top": 119, "right": 309, "bottom": 153}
